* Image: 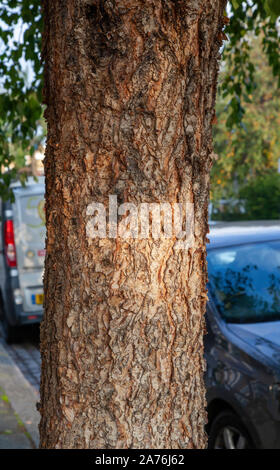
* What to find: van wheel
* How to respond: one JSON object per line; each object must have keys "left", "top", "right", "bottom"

{"left": 1, "top": 313, "right": 21, "bottom": 344}
{"left": 208, "top": 411, "right": 255, "bottom": 449}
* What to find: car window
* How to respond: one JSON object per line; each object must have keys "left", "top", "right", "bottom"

{"left": 207, "top": 241, "right": 280, "bottom": 323}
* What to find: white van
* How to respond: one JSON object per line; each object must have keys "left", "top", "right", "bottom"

{"left": 0, "top": 176, "right": 45, "bottom": 342}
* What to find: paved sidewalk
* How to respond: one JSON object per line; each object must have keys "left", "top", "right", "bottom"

{"left": 0, "top": 342, "right": 40, "bottom": 448}
{"left": 0, "top": 387, "right": 35, "bottom": 449}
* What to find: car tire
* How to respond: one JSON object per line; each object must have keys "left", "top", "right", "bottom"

{"left": 208, "top": 410, "right": 255, "bottom": 449}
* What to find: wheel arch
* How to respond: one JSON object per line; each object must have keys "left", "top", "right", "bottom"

{"left": 206, "top": 397, "right": 261, "bottom": 448}
{"left": 206, "top": 398, "right": 236, "bottom": 433}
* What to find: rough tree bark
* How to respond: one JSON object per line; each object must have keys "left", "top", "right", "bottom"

{"left": 39, "top": 0, "right": 227, "bottom": 449}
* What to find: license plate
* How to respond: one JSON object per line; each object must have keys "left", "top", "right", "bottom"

{"left": 31, "top": 294, "right": 44, "bottom": 305}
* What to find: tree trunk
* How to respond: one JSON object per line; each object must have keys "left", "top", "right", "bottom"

{"left": 39, "top": 0, "right": 227, "bottom": 449}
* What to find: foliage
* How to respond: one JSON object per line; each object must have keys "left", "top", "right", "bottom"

{"left": 224, "top": 0, "right": 280, "bottom": 128}
{"left": 212, "top": 35, "right": 280, "bottom": 204}
{"left": 0, "top": 0, "right": 43, "bottom": 199}
{"left": 0, "top": 1, "right": 280, "bottom": 201}
{"left": 240, "top": 172, "right": 280, "bottom": 220}
{"left": 212, "top": 172, "right": 280, "bottom": 221}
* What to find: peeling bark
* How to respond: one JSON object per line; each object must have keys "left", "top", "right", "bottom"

{"left": 39, "top": 0, "right": 227, "bottom": 449}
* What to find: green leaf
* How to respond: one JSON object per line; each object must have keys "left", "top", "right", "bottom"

{"left": 231, "top": 0, "right": 241, "bottom": 10}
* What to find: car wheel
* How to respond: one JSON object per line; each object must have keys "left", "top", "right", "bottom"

{"left": 208, "top": 411, "right": 255, "bottom": 449}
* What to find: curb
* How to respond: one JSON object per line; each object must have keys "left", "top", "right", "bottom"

{"left": 0, "top": 341, "right": 40, "bottom": 448}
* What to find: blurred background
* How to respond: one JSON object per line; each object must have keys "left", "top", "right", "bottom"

{"left": 212, "top": 34, "right": 280, "bottom": 222}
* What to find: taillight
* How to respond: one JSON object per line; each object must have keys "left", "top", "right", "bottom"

{"left": 4, "top": 220, "right": 17, "bottom": 267}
